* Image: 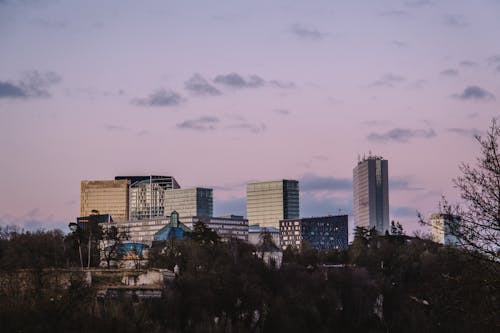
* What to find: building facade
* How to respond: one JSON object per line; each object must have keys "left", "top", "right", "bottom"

{"left": 80, "top": 180, "right": 130, "bottom": 221}
{"left": 353, "top": 155, "right": 389, "bottom": 233}
{"left": 164, "top": 188, "right": 213, "bottom": 218}
{"left": 128, "top": 176, "right": 180, "bottom": 220}
{"left": 248, "top": 225, "right": 280, "bottom": 247}
{"left": 280, "top": 215, "right": 348, "bottom": 251}
{"left": 430, "top": 213, "right": 460, "bottom": 246}
{"left": 184, "top": 215, "right": 248, "bottom": 241}
{"left": 246, "top": 180, "right": 299, "bottom": 229}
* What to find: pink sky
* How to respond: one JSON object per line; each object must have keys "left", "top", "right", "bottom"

{"left": 0, "top": 0, "right": 499, "bottom": 236}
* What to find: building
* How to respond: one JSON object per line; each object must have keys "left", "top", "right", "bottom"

{"left": 247, "top": 180, "right": 299, "bottom": 229}
{"left": 128, "top": 176, "right": 180, "bottom": 220}
{"left": 248, "top": 225, "right": 280, "bottom": 247}
{"left": 430, "top": 213, "right": 460, "bottom": 246}
{"left": 153, "top": 211, "right": 191, "bottom": 242}
{"left": 76, "top": 214, "right": 113, "bottom": 230}
{"left": 353, "top": 155, "right": 389, "bottom": 233}
{"left": 164, "top": 188, "right": 213, "bottom": 219}
{"left": 183, "top": 215, "right": 248, "bottom": 241}
{"left": 280, "top": 215, "right": 348, "bottom": 251}
{"left": 80, "top": 180, "right": 130, "bottom": 221}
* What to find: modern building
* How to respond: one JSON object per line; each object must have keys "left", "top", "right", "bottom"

{"left": 80, "top": 180, "right": 130, "bottom": 221}
{"left": 183, "top": 215, "right": 248, "bottom": 241}
{"left": 153, "top": 211, "right": 191, "bottom": 242}
{"left": 280, "top": 215, "right": 349, "bottom": 251}
{"left": 430, "top": 213, "right": 460, "bottom": 246}
{"left": 247, "top": 180, "right": 299, "bottom": 229}
{"left": 164, "top": 188, "right": 213, "bottom": 219}
{"left": 353, "top": 155, "right": 389, "bottom": 234}
{"left": 128, "top": 176, "right": 180, "bottom": 220}
{"left": 248, "top": 225, "right": 280, "bottom": 247}
{"left": 76, "top": 214, "right": 113, "bottom": 230}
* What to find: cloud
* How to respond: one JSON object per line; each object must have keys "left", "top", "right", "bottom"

{"left": 391, "top": 40, "right": 407, "bottom": 48}
{"left": 447, "top": 127, "right": 482, "bottom": 137}
{"left": 367, "top": 128, "right": 436, "bottom": 143}
{"left": 487, "top": 55, "right": 500, "bottom": 72}
{"left": 379, "top": 10, "right": 412, "bottom": 18}
{"left": 390, "top": 177, "right": 424, "bottom": 191}
{"left": 444, "top": 14, "right": 468, "bottom": 27}
{"left": 273, "top": 108, "right": 290, "bottom": 115}
{"left": 370, "top": 74, "right": 406, "bottom": 87}
{"left": 213, "top": 73, "right": 265, "bottom": 89}
{"left": 0, "top": 209, "right": 64, "bottom": 231}
{"left": 405, "top": 0, "right": 434, "bottom": 7}
{"left": 459, "top": 60, "right": 478, "bottom": 68}
{"left": 300, "top": 194, "right": 353, "bottom": 218}
{"left": 214, "top": 197, "right": 246, "bottom": 217}
{"left": 184, "top": 73, "right": 221, "bottom": 96}
{"left": 268, "top": 80, "right": 296, "bottom": 89}
{"left": 132, "top": 89, "right": 184, "bottom": 107}
{"left": 290, "top": 23, "right": 328, "bottom": 40}
{"left": 226, "top": 122, "right": 266, "bottom": 134}
{"left": 176, "top": 116, "right": 219, "bottom": 131}
{"left": 300, "top": 173, "right": 352, "bottom": 192}
{"left": 0, "top": 71, "right": 61, "bottom": 99}
{"left": 451, "top": 86, "right": 495, "bottom": 101}
{"left": 440, "top": 68, "right": 459, "bottom": 76}
{"left": 105, "top": 124, "right": 127, "bottom": 131}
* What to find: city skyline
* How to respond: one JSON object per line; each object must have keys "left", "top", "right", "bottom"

{"left": 1, "top": 1, "right": 499, "bottom": 234}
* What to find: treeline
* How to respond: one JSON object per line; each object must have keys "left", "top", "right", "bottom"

{"left": 0, "top": 223, "right": 498, "bottom": 332}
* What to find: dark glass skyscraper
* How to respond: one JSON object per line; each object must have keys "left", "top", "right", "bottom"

{"left": 353, "top": 155, "right": 389, "bottom": 233}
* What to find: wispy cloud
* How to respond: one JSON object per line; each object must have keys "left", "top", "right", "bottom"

{"left": 273, "top": 108, "right": 291, "bottom": 115}
{"left": 370, "top": 74, "right": 406, "bottom": 87}
{"left": 290, "top": 23, "right": 328, "bottom": 40}
{"left": 487, "top": 54, "right": 500, "bottom": 72}
{"left": 105, "top": 124, "right": 127, "bottom": 132}
{"left": 460, "top": 60, "right": 478, "bottom": 68}
{"left": 440, "top": 68, "right": 459, "bottom": 77}
{"left": 213, "top": 73, "right": 265, "bottom": 89}
{"left": 177, "top": 116, "right": 219, "bottom": 131}
{"left": 379, "top": 10, "right": 412, "bottom": 18}
{"left": 391, "top": 40, "right": 407, "bottom": 48}
{"left": 132, "top": 89, "right": 184, "bottom": 107}
{"left": 392, "top": 206, "right": 418, "bottom": 218}
{"left": 451, "top": 86, "right": 495, "bottom": 101}
{"left": 226, "top": 122, "right": 266, "bottom": 134}
{"left": 444, "top": 14, "right": 468, "bottom": 27}
{"left": 367, "top": 128, "right": 436, "bottom": 143}
{"left": 300, "top": 173, "right": 352, "bottom": 192}
{"left": 0, "top": 71, "right": 61, "bottom": 99}
{"left": 184, "top": 73, "right": 221, "bottom": 96}
{"left": 447, "top": 127, "right": 482, "bottom": 137}
{"left": 405, "top": 0, "right": 434, "bottom": 7}
{"left": 390, "top": 177, "right": 424, "bottom": 191}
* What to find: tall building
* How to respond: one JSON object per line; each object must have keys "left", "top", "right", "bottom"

{"left": 80, "top": 180, "right": 130, "bottom": 221}
{"left": 430, "top": 213, "right": 460, "bottom": 246}
{"left": 280, "top": 215, "right": 348, "bottom": 251}
{"left": 128, "top": 176, "right": 180, "bottom": 220}
{"left": 164, "top": 188, "right": 213, "bottom": 218}
{"left": 247, "top": 180, "right": 299, "bottom": 228}
{"left": 353, "top": 155, "right": 389, "bottom": 233}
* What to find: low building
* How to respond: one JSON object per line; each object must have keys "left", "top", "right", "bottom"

{"left": 183, "top": 215, "right": 249, "bottom": 241}
{"left": 430, "top": 213, "right": 460, "bottom": 246}
{"left": 248, "top": 225, "right": 280, "bottom": 247}
{"left": 280, "top": 215, "right": 348, "bottom": 251}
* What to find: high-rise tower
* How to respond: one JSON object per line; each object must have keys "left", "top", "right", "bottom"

{"left": 246, "top": 180, "right": 299, "bottom": 228}
{"left": 353, "top": 155, "right": 389, "bottom": 233}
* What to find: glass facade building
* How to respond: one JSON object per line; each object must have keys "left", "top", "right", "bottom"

{"left": 164, "top": 188, "right": 213, "bottom": 218}
{"left": 280, "top": 215, "right": 348, "bottom": 250}
{"left": 247, "top": 180, "right": 299, "bottom": 228}
{"left": 80, "top": 180, "right": 130, "bottom": 221}
{"left": 353, "top": 155, "right": 389, "bottom": 233}
{"left": 128, "top": 176, "right": 180, "bottom": 220}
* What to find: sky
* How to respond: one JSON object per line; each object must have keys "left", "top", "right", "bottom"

{"left": 0, "top": 0, "right": 499, "bottom": 235}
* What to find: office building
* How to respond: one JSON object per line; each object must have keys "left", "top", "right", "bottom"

{"left": 184, "top": 215, "right": 248, "bottom": 241}
{"left": 80, "top": 180, "right": 130, "bottom": 221}
{"left": 280, "top": 215, "right": 348, "bottom": 251}
{"left": 247, "top": 180, "right": 299, "bottom": 228}
{"left": 128, "top": 176, "right": 180, "bottom": 220}
{"left": 164, "top": 188, "right": 213, "bottom": 218}
{"left": 353, "top": 155, "right": 389, "bottom": 233}
{"left": 430, "top": 213, "right": 460, "bottom": 246}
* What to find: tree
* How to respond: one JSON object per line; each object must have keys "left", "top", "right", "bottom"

{"left": 435, "top": 118, "right": 500, "bottom": 260}
{"left": 390, "top": 221, "right": 405, "bottom": 236}
{"left": 100, "top": 225, "right": 128, "bottom": 268}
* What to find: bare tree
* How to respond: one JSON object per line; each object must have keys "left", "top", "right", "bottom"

{"left": 431, "top": 118, "right": 500, "bottom": 260}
